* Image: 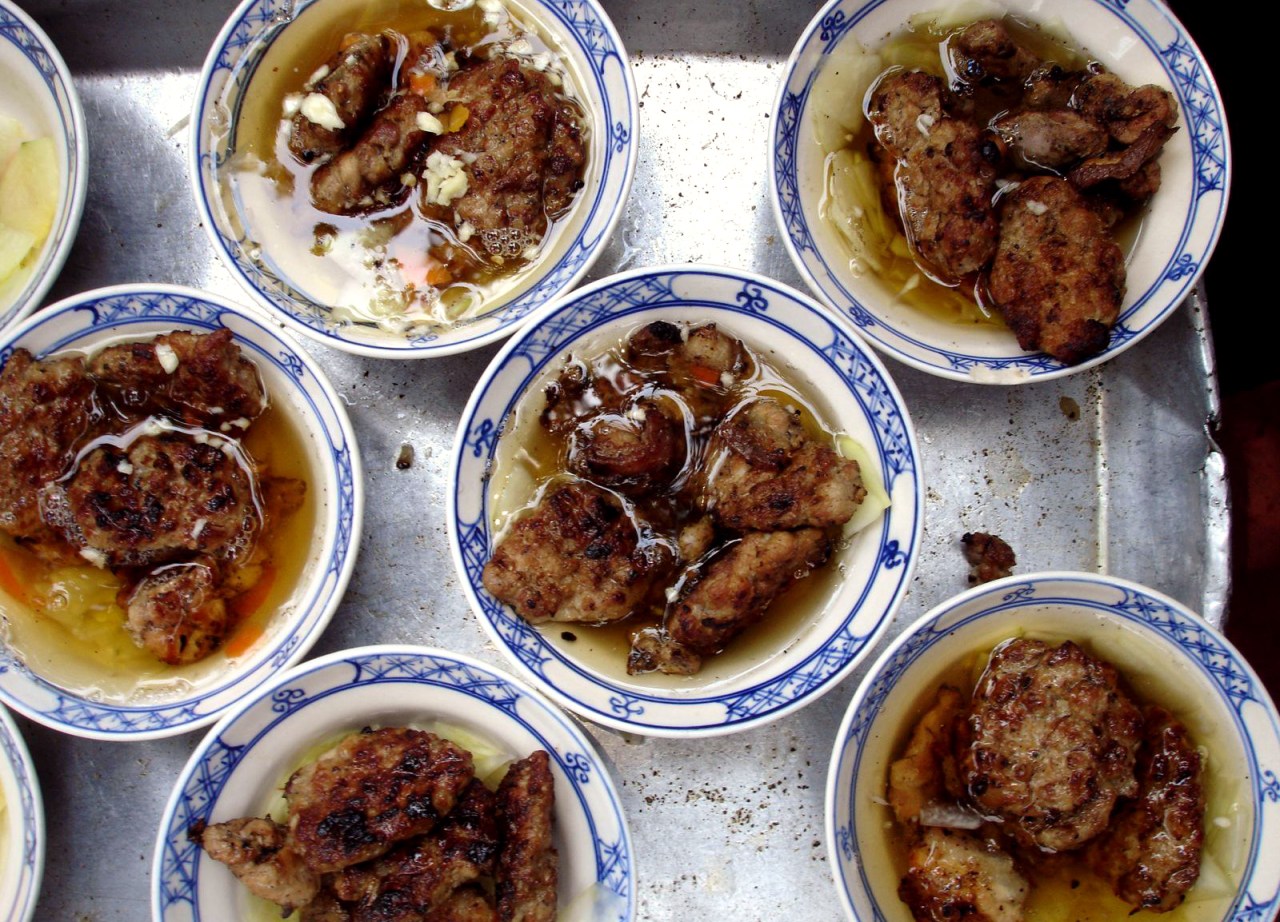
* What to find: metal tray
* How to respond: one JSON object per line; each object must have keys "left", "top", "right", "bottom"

{"left": 15, "top": 0, "right": 1228, "bottom": 917}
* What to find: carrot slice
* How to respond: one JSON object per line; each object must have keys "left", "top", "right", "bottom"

{"left": 230, "top": 564, "right": 277, "bottom": 620}
{"left": 447, "top": 105, "right": 469, "bottom": 132}
{"left": 408, "top": 71, "right": 438, "bottom": 96}
{"left": 689, "top": 364, "right": 721, "bottom": 386}
{"left": 223, "top": 623, "right": 265, "bottom": 659}
{"left": 426, "top": 263, "right": 453, "bottom": 287}
{"left": 0, "top": 551, "right": 26, "bottom": 603}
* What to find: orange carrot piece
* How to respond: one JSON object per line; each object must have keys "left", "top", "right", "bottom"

{"left": 408, "top": 71, "right": 438, "bottom": 96}
{"left": 223, "top": 623, "right": 265, "bottom": 659}
{"left": 447, "top": 105, "right": 469, "bottom": 132}
{"left": 230, "top": 564, "right": 277, "bottom": 621}
{"left": 0, "top": 551, "right": 26, "bottom": 603}
{"left": 426, "top": 264, "right": 453, "bottom": 287}
{"left": 689, "top": 364, "right": 721, "bottom": 386}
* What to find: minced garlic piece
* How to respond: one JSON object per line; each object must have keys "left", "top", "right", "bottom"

{"left": 155, "top": 343, "right": 179, "bottom": 374}
{"left": 423, "top": 151, "right": 469, "bottom": 206}
{"left": 416, "top": 112, "right": 446, "bottom": 135}
{"left": 300, "top": 93, "right": 345, "bottom": 131}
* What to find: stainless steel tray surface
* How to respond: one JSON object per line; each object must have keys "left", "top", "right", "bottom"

{"left": 16, "top": 0, "right": 1227, "bottom": 917}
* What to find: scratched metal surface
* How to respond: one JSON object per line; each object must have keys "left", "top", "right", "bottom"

{"left": 10, "top": 0, "right": 1228, "bottom": 918}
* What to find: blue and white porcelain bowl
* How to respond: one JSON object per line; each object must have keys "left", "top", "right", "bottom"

{"left": 0, "top": 704, "right": 42, "bottom": 922}
{"left": 152, "top": 645, "right": 635, "bottom": 921}
{"left": 0, "top": 285, "right": 363, "bottom": 740}
{"left": 770, "top": 0, "right": 1230, "bottom": 382}
{"left": 827, "top": 572, "right": 1280, "bottom": 922}
{"left": 192, "top": 0, "right": 637, "bottom": 358}
{"left": 449, "top": 265, "right": 923, "bottom": 737}
{"left": 0, "top": 0, "right": 88, "bottom": 334}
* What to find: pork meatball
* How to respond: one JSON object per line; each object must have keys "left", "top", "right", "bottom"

{"left": 960, "top": 638, "right": 1145, "bottom": 852}
{"left": 1086, "top": 706, "right": 1205, "bottom": 912}
{"left": 87, "top": 328, "right": 266, "bottom": 427}
{"left": 41, "top": 429, "right": 259, "bottom": 570}
{"left": 482, "top": 481, "right": 669, "bottom": 624}
{"left": 427, "top": 56, "right": 586, "bottom": 259}
{"left": 124, "top": 560, "right": 229, "bottom": 665}
{"left": 867, "top": 70, "right": 1000, "bottom": 281}
{"left": 986, "top": 175, "right": 1124, "bottom": 364}
{"left": 0, "top": 348, "right": 97, "bottom": 550}
{"left": 286, "top": 728, "right": 475, "bottom": 874}
{"left": 706, "top": 398, "right": 865, "bottom": 532}
{"left": 899, "top": 827, "right": 1029, "bottom": 922}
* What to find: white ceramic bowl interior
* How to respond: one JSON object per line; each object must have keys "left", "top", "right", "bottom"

{"left": 771, "top": 0, "right": 1230, "bottom": 382}
{"left": 0, "top": 285, "right": 363, "bottom": 739}
{"left": 192, "top": 0, "right": 638, "bottom": 358}
{"left": 450, "top": 265, "right": 923, "bottom": 736}
{"left": 827, "top": 572, "right": 1280, "bottom": 922}
{"left": 0, "top": 705, "right": 42, "bottom": 922}
{"left": 152, "top": 645, "right": 635, "bottom": 921}
{"left": 0, "top": 0, "right": 88, "bottom": 334}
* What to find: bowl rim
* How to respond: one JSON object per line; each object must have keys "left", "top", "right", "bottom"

{"left": 189, "top": 0, "right": 639, "bottom": 359}
{"left": 448, "top": 262, "right": 924, "bottom": 737}
{"left": 0, "top": 282, "right": 365, "bottom": 740}
{"left": 824, "top": 570, "right": 1280, "bottom": 922}
{"left": 768, "top": 0, "right": 1233, "bottom": 383}
{"left": 0, "top": 0, "right": 90, "bottom": 336}
{"left": 0, "top": 703, "right": 43, "bottom": 922}
{"left": 149, "top": 643, "right": 637, "bottom": 922}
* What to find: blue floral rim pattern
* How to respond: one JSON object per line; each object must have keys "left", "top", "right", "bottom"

{"left": 451, "top": 265, "right": 923, "bottom": 734}
{"left": 153, "top": 647, "right": 635, "bottom": 920}
{"left": 192, "top": 0, "right": 637, "bottom": 356}
{"left": 0, "top": 0, "right": 88, "bottom": 334}
{"left": 771, "top": 0, "right": 1230, "bottom": 380}
{"left": 0, "top": 705, "right": 42, "bottom": 922}
{"left": 826, "top": 573, "right": 1280, "bottom": 922}
{"left": 0, "top": 286, "right": 362, "bottom": 738}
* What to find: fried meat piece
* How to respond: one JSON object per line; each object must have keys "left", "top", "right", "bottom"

{"left": 992, "top": 109, "right": 1108, "bottom": 172}
{"left": 1068, "top": 122, "right": 1175, "bottom": 189}
{"left": 429, "top": 56, "right": 586, "bottom": 258}
{"left": 961, "top": 532, "right": 1016, "bottom": 584}
{"left": 286, "top": 728, "right": 475, "bottom": 873}
{"left": 88, "top": 329, "right": 267, "bottom": 427}
{"left": 986, "top": 176, "right": 1124, "bottom": 364}
{"left": 496, "top": 751, "right": 557, "bottom": 922}
{"left": 0, "top": 348, "right": 97, "bottom": 548}
{"left": 289, "top": 33, "right": 395, "bottom": 164}
{"left": 430, "top": 887, "right": 499, "bottom": 922}
{"left": 302, "top": 890, "right": 354, "bottom": 922}
{"left": 624, "top": 322, "right": 752, "bottom": 424}
{"left": 124, "top": 560, "right": 229, "bottom": 665}
{"left": 539, "top": 359, "right": 629, "bottom": 438}
{"left": 867, "top": 71, "right": 1000, "bottom": 281}
{"left": 196, "top": 817, "right": 320, "bottom": 914}
{"left": 333, "top": 780, "right": 500, "bottom": 921}
{"left": 1071, "top": 72, "right": 1178, "bottom": 147}
{"left": 899, "top": 827, "right": 1029, "bottom": 922}
{"left": 888, "top": 686, "right": 966, "bottom": 826}
{"left": 960, "top": 639, "right": 1145, "bottom": 852}
{"left": 1086, "top": 706, "right": 1204, "bottom": 912}
{"left": 676, "top": 516, "right": 716, "bottom": 563}
{"left": 567, "top": 399, "right": 686, "bottom": 497}
{"left": 41, "top": 430, "right": 259, "bottom": 570}
{"left": 312, "top": 93, "right": 432, "bottom": 214}
{"left": 706, "top": 398, "right": 864, "bottom": 532}
{"left": 482, "top": 482, "right": 667, "bottom": 624}
{"left": 667, "top": 528, "right": 830, "bottom": 656}
{"left": 626, "top": 626, "right": 703, "bottom": 676}
{"left": 1024, "top": 65, "right": 1088, "bottom": 111}
{"left": 948, "top": 19, "right": 1040, "bottom": 83}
